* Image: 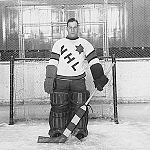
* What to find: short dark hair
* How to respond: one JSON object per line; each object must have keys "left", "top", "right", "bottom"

{"left": 67, "top": 18, "right": 79, "bottom": 27}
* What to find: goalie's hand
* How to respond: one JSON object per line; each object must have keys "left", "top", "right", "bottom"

{"left": 44, "top": 78, "right": 55, "bottom": 94}
{"left": 94, "top": 75, "right": 109, "bottom": 91}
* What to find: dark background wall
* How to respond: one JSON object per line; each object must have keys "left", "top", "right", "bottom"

{"left": 0, "top": 0, "right": 150, "bottom": 59}
{"left": 125, "top": 0, "right": 150, "bottom": 47}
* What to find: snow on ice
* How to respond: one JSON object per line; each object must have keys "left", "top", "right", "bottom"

{"left": 0, "top": 120, "right": 150, "bottom": 150}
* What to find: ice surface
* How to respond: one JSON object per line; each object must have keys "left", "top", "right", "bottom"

{"left": 0, "top": 120, "right": 150, "bottom": 150}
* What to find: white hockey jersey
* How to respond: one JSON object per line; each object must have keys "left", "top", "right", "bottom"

{"left": 49, "top": 37, "right": 100, "bottom": 80}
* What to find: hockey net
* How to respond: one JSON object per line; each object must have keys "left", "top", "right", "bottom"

{"left": 9, "top": 56, "right": 118, "bottom": 124}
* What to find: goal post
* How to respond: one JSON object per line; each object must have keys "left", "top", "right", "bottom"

{"left": 9, "top": 55, "right": 118, "bottom": 125}
{"left": 9, "top": 56, "right": 14, "bottom": 125}
{"left": 112, "top": 54, "right": 118, "bottom": 124}
{"left": 9, "top": 56, "right": 50, "bottom": 125}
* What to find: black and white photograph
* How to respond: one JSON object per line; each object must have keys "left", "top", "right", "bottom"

{"left": 0, "top": 0, "right": 150, "bottom": 149}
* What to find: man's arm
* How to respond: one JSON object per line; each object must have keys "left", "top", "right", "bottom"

{"left": 44, "top": 41, "right": 60, "bottom": 94}
{"left": 86, "top": 50, "right": 108, "bottom": 91}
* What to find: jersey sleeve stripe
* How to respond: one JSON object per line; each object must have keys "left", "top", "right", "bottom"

{"left": 51, "top": 52, "right": 60, "bottom": 61}
{"left": 89, "top": 58, "right": 100, "bottom": 67}
{"left": 86, "top": 50, "right": 97, "bottom": 63}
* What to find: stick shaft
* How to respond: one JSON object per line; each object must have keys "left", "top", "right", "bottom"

{"left": 62, "top": 62, "right": 115, "bottom": 138}
{"left": 85, "top": 88, "right": 97, "bottom": 105}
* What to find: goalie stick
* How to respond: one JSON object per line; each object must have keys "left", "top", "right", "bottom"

{"left": 37, "top": 88, "right": 97, "bottom": 143}
{"left": 37, "top": 62, "right": 115, "bottom": 143}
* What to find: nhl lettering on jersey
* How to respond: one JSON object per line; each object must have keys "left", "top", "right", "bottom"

{"left": 64, "top": 53, "right": 75, "bottom": 63}
{"left": 61, "top": 45, "right": 79, "bottom": 71}
{"left": 61, "top": 45, "right": 67, "bottom": 55}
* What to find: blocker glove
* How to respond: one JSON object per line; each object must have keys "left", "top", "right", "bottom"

{"left": 44, "top": 78, "right": 56, "bottom": 94}
{"left": 44, "top": 65, "right": 57, "bottom": 94}
{"left": 94, "top": 75, "right": 109, "bottom": 91}
{"left": 90, "top": 63, "right": 109, "bottom": 91}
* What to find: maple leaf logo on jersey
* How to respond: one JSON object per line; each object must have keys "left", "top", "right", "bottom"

{"left": 75, "top": 44, "right": 84, "bottom": 54}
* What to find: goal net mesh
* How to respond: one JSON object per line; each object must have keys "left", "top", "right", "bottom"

{"left": 11, "top": 58, "right": 117, "bottom": 123}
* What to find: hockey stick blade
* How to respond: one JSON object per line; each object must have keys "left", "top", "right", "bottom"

{"left": 37, "top": 136, "right": 52, "bottom": 143}
{"left": 37, "top": 135, "right": 67, "bottom": 143}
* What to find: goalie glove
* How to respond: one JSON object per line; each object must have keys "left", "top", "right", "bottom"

{"left": 44, "top": 78, "right": 56, "bottom": 94}
{"left": 90, "top": 63, "right": 108, "bottom": 91}
{"left": 94, "top": 75, "right": 108, "bottom": 91}
{"left": 44, "top": 65, "right": 57, "bottom": 94}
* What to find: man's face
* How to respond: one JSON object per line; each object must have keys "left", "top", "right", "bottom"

{"left": 67, "top": 21, "right": 79, "bottom": 39}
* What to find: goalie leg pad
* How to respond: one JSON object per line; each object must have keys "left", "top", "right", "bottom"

{"left": 49, "top": 92, "right": 70, "bottom": 137}
{"left": 50, "top": 92, "right": 69, "bottom": 106}
{"left": 70, "top": 91, "right": 90, "bottom": 138}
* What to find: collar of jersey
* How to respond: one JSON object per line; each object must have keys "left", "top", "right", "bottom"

{"left": 66, "top": 36, "right": 79, "bottom": 40}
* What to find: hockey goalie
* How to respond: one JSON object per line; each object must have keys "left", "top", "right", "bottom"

{"left": 38, "top": 18, "right": 108, "bottom": 143}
